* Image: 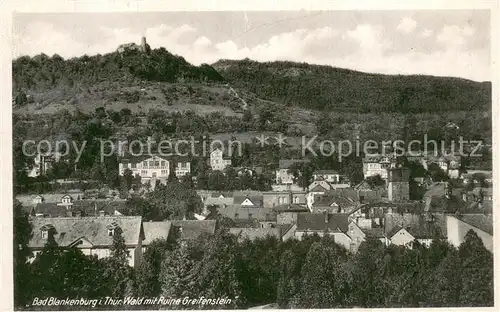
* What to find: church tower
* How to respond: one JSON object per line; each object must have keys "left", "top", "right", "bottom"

{"left": 388, "top": 167, "right": 410, "bottom": 202}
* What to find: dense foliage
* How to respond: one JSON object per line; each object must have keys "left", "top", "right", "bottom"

{"left": 13, "top": 49, "right": 223, "bottom": 93}
{"left": 213, "top": 59, "right": 491, "bottom": 113}
{"left": 15, "top": 198, "right": 494, "bottom": 310}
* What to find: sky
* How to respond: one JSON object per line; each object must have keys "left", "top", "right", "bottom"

{"left": 12, "top": 10, "right": 491, "bottom": 82}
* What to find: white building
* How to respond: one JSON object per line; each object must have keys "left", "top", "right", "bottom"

{"left": 312, "top": 170, "right": 341, "bottom": 183}
{"left": 119, "top": 155, "right": 172, "bottom": 183}
{"left": 210, "top": 148, "right": 232, "bottom": 171}
{"left": 362, "top": 154, "right": 396, "bottom": 180}
{"left": 27, "top": 152, "right": 63, "bottom": 177}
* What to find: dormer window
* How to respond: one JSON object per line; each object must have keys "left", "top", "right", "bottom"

{"left": 40, "top": 224, "right": 55, "bottom": 239}
{"left": 106, "top": 221, "right": 119, "bottom": 237}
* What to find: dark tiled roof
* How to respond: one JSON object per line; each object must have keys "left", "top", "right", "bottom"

{"left": 29, "top": 216, "right": 143, "bottom": 248}
{"left": 384, "top": 213, "right": 447, "bottom": 239}
{"left": 216, "top": 206, "right": 276, "bottom": 221}
{"left": 296, "top": 213, "right": 349, "bottom": 233}
{"left": 229, "top": 227, "right": 281, "bottom": 241}
{"left": 33, "top": 200, "right": 127, "bottom": 217}
{"left": 171, "top": 220, "right": 217, "bottom": 240}
{"left": 456, "top": 214, "right": 493, "bottom": 235}
{"left": 273, "top": 204, "right": 309, "bottom": 212}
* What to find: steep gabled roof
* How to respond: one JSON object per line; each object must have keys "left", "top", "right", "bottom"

{"left": 384, "top": 213, "right": 447, "bottom": 239}
{"left": 171, "top": 220, "right": 217, "bottom": 240}
{"left": 29, "top": 216, "right": 143, "bottom": 248}
{"left": 455, "top": 214, "right": 493, "bottom": 235}
{"left": 142, "top": 221, "right": 172, "bottom": 246}
{"left": 296, "top": 213, "right": 349, "bottom": 233}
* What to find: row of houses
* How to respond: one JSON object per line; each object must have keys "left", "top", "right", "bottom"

{"left": 27, "top": 209, "right": 493, "bottom": 268}
{"left": 362, "top": 153, "right": 462, "bottom": 180}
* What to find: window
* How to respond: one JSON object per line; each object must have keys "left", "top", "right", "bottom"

{"left": 152, "top": 172, "right": 157, "bottom": 178}
{"left": 161, "top": 161, "right": 166, "bottom": 167}
{"left": 41, "top": 230, "right": 48, "bottom": 239}
{"left": 142, "top": 161, "right": 148, "bottom": 168}
{"left": 154, "top": 161, "right": 159, "bottom": 167}
{"left": 234, "top": 213, "right": 239, "bottom": 219}
{"left": 108, "top": 229, "right": 114, "bottom": 236}
{"left": 141, "top": 170, "right": 147, "bottom": 175}
{"left": 149, "top": 161, "right": 154, "bottom": 167}
{"left": 131, "top": 163, "right": 136, "bottom": 169}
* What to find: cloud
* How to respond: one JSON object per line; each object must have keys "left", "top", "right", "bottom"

{"left": 420, "top": 29, "right": 434, "bottom": 38}
{"left": 344, "top": 24, "right": 390, "bottom": 54}
{"left": 436, "top": 25, "right": 476, "bottom": 49}
{"left": 397, "top": 17, "right": 417, "bottom": 34}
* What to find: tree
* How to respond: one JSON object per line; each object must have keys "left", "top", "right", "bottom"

{"left": 365, "top": 174, "right": 385, "bottom": 189}
{"left": 136, "top": 239, "right": 172, "bottom": 297}
{"left": 13, "top": 201, "right": 33, "bottom": 307}
{"left": 103, "top": 227, "right": 131, "bottom": 298}
{"left": 458, "top": 230, "right": 493, "bottom": 306}
{"left": 145, "top": 181, "right": 203, "bottom": 220}
{"left": 294, "top": 241, "right": 351, "bottom": 308}
{"left": 30, "top": 226, "right": 63, "bottom": 298}
{"left": 426, "top": 251, "right": 462, "bottom": 306}
{"left": 122, "top": 168, "right": 134, "bottom": 190}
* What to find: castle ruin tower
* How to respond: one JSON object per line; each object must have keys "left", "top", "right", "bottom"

{"left": 140, "top": 36, "right": 147, "bottom": 52}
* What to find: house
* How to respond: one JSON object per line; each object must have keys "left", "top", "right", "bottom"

{"left": 312, "top": 170, "right": 342, "bottom": 184}
{"left": 233, "top": 195, "right": 263, "bottom": 208}
{"left": 305, "top": 180, "right": 335, "bottom": 208}
{"left": 262, "top": 191, "right": 306, "bottom": 207}
{"left": 142, "top": 220, "right": 217, "bottom": 247}
{"left": 32, "top": 199, "right": 127, "bottom": 218}
{"left": 216, "top": 206, "right": 276, "bottom": 221}
{"left": 29, "top": 216, "right": 144, "bottom": 267}
{"left": 210, "top": 148, "right": 232, "bottom": 171}
{"left": 141, "top": 221, "right": 172, "bottom": 252}
{"left": 311, "top": 193, "right": 358, "bottom": 214}
{"left": 171, "top": 220, "right": 217, "bottom": 241}
{"left": 362, "top": 154, "right": 396, "bottom": 180}
{"left": 119, "top": 154, "right": 173, "bottom": 184}
{"left": 461, "top": 170, "right": 493, "bottom": 185}
{"left": 275, "top": 159, "right": 310, "bottom": 185}
{"left": 276, "top": 205, "right": 310, "bottom": 224}
{"left": 173, "top": 160, "right": 191, "bottom": 177}
{"left": 26, "top": 152, "right": 64, "bottom": 178}
{"left": 294, "top": 213, "right": 352, "bottom": 250}
{"left": 426, "top": 154, "right": 462, "bottom": 178}
{"left": 384, "top": 213, "right": 447, "bottom": 248}
{"left": 446, "top": 214, "right": 493, "bottom": 252}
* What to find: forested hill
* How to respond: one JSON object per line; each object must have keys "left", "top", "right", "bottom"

{"left": 212, "top": 59, "right": 491, "bottom": 113}
{"left": 12, "top": 47, "right": 224, "bottom": 92}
